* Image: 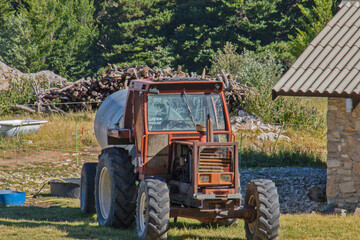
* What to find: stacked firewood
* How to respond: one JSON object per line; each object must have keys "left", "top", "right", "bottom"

{"left": 13, "top": 65, "right": 247, "bottom": 114}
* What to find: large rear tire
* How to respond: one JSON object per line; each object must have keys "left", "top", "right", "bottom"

{"left": 136, "top": 178, "right": 170, "bottom": 240}
{"left": 95, "top": 147, "right": 137, "bottom": 228}
{"left": 244, "top": 179, "right": 280, "bottom": 240}
{"left": 80, "top": 162, "right": 98, "bottom": 213}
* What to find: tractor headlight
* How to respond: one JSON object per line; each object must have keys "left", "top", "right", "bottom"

{"left": 221, "top": 174, "right": 232, "bottom": 182}
{"left": 199, "top": 174, "right": 210, "bottom": 183}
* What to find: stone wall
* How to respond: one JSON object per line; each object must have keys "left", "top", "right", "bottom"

{"left": 327, "top": 97, "right": 360, "bottom": 210}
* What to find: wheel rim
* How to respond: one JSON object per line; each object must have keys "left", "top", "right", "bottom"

{"left": 80, "top": 176, "right": 86, "bottom": 210}
{"left": 139, "top": 192, "right": 147, "bottom": 234}
{"left": 248, "top": 195, "right": 257, "bottom": 234}
{"left": 99, "top": 167, "right": 111, "bottom": 219}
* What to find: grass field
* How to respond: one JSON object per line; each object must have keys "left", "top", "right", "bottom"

{"left": 1, "top": 109, "right": 355, "bottom": 240}
{"left": 0, "top": 197, "right": 359, "bottom": 240}
{"left": 0, "top": 111, "right": 327, "bottom": 169}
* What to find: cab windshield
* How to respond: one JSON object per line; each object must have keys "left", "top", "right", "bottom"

{"left": 147, "top": 93, "right": 226, "bottom": 132}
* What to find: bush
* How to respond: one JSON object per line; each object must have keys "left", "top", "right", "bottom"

{"left": 245, "top": 87, "right": 326, "bottom": 130}
{"left": 210, "top": 42, "right": 326, "bottom": 130}
{"left": 210, "top": 42, "right": 282, "bottom": 88}
{"left": 0, "top": 78, "right": 35, "bottom": 115}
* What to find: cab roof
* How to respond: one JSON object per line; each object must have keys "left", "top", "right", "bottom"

{"left": 129, "top": 77, "right": 224, "bottom": 92}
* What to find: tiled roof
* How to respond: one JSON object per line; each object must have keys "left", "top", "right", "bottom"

{"left": 273, "top": 2, "right": 360, "bottom": 99}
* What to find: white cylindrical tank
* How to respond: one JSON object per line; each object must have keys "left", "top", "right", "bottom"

{"left": 94, "top": 89, "right": 129, "bottom": 149}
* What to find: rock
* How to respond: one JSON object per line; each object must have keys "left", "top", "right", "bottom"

{"left": 339, "top": 182, "right": 356, "bottom": 193}
{"left": 307, "top": 186, "right": 325, "bottom": 202}
{"left": 327, "top": 159, "right": 341, "bottom": 168}
{"left": 231, "top": 110, "right": 290, "bottom": 141}
{"left": 257, "top": 132, "right": 291, "bottom": 142}
{"left": 0, "top": 61, "right": 66, "bottom": 91}
{"left": 240, "top": 167, "right": 327, "bottom": 214}
{"left": 334, "top": 208, "right": 347, "bottom": 216}
{"left": 353, "top": 207, "right": 360, "bottom": 216}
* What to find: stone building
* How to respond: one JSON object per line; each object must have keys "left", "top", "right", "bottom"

{"left": 273, "top": 1, "right": 360, "bottom": 210}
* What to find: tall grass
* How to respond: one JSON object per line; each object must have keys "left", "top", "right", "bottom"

{"left": 0, "top": 112, "right": 98, "bottom": 159}
{"left": 236, "top": 122, "right": 327, "bottom": 169}
{"left": 246, "top": 89, "right": 327, "bottom": 131}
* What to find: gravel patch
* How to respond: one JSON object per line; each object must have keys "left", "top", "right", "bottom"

{"left": 240, "top": 167, "right": 327, "bottom": 214}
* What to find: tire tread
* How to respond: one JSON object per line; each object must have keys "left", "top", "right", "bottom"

{"left": 244, "top": 179, "right": 280, "bottom": 240}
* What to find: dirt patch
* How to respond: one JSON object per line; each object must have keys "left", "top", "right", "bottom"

{"left": 0, "top": 149, "right": 100, "bottom": 194}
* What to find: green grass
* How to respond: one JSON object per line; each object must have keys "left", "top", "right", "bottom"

{"left": 0, "top": 111, "right": 328, "bottom": 169}
{"left": 0, "top": 111, "right": 328, "bottom": 195}
{"left": 239, "top": 147, "right": 326, "bottom": 168}
{"left": 0, "top": 198, "right": 359, "bottom": 240}
{"left": 0, "top": 112, "right": 98, "bottom": 159}
{"left": 236, "top": 122, "right": 327, "bottom": 168}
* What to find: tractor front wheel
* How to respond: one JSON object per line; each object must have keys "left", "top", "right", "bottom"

{"left": 136, "top": 178, "right": 170, "bottom": 240}
{"left": 95, "top": 147, "right": 137, "bottom": 228}
{"left": 244, "top": 179, "right": 280, "bottom": 240}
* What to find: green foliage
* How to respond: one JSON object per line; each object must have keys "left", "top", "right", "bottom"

{"left": 99, "top": 0, "right": 174, "bottom": 66}
{"left": 0, "top": 1, "right": 343, "bottom": 80}
{"left": 169, "top": 0, "right": 303, "bottom": 71}
{"left": 0, "top": 13, "right": 39, "bottom": 72}
{"left": 169, "top": 0, "right": 241, "bottom": 71}
{"left": 0, "top": 0, "right": 14, "bottom": 23}
{"left": 289, "top": 0, "right": 337, "bottom": 57}
{"left": 0, "top": 0, "right": 98, "bottom": 79}
{"left": 151, "top": 45, "right": 175, "bottom": 68}
{"left": 210, "top": 42, "right": 326, "bottom": 129}
{"left": 210, "top": 43, "right": 282, "bottom": 88}
{"left": 240, "top": 146, "right": 326, "bottom": 168}
{"left": 256, "top": 41, "right": 296, "bottom": 68}
{"left": 0, "top": 78, "right": 34, "bottom": 115}
{"left": 227, "top": 0, "right": 282, "bottom": 48}
{"left": 245, "top": 88, "right": 326, "bottom": 129}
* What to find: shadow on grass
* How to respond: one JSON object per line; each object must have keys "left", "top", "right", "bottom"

{"left": 0, "top": 204, "right": 245, "bottom": 240}
{"left": 169, "top": 234, "right": 246, "bottom": 240}
{"left": 0, "top": 204, "right": 136, "bottom": 239}
{"left": 239, "top": 148, "right": 326, "bottom": 169}
{"left": 168, "top": 221, "right": 246, "bottom": 240}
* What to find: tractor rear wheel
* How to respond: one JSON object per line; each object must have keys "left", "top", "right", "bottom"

{"left": 136, "top": 178, "right": 170, "bottom": 240}
{"left": 80, "top": 162, "right": 97, "bottom": 213}
{"left": 244, "top": 179, "right": 280, "bottom": 240}
{"left": 95, "top": 147, "right": 136, "bottom": 228}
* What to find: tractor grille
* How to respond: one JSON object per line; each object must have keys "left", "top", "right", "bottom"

{"left": 199, "top": 147, "right": 232, "bottom": 172}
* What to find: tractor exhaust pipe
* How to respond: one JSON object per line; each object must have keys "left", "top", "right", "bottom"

{"left": 206, "top": 114, "right": 213, "bottom": 142}
{"left": 196, "top": 115, "right": 214, "bottom": 142}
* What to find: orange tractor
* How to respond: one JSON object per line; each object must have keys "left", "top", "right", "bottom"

{"left": 80, "top": 77, "right": 280, "bottom": 239}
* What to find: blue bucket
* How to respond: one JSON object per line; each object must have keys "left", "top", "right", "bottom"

{"left": 0, "top": 190, "right": 26, "bottom": 206}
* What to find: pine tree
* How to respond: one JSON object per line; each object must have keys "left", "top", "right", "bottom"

{"left": 0, "top": 0, "right": 98, "bottom": 79}
{"left": 289, "top": 0, "right": 340, "bottom": 58}
{"left": 98, "top": 0, "right": 174, "bottom": 66}
{"left": 0, "top": 0, "right": 14, "bottom": 24}
{"left": 169, "top": 0, "right": 240, "bottom": 72}
{"left": 169, "top": 0, "right": 292, "bottom": 72}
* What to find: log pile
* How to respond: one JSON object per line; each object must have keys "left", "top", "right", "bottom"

{"left": 12, "top": 65, "right": 247, "bottom": 114}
